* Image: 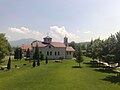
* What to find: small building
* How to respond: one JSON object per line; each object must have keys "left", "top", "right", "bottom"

{"left": 19, "top": 44, "right": 32, "bottom": 57}
{"left": 31, "top": 35, "right": 75, "bottom": 60}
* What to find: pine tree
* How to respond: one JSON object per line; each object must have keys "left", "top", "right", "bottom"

{"left": 33, "top": 44, "right": 40, "bottom": 67}
{"left": 33, "top": 44, "right": 39, "bottom": 60}
{"left": 37, "top": 59, "right": 40, "bottom": 66}
{"left": 19, "top": 48, "right": 22, "bottom": 60}
{"left": 33, "top": 59, "right": 36, "bottom": 67}
{"left": 115, "top": 32, "right": 120, "bottom": 66}
{"left": 26, "top": 48, "right": 30, "bottom": 58}
{"left": 75, "top": 46, "right": 83, "bottom": 67}
{"left": 14, "top": 48, "right": 20, "bottom": 60}
{"left": 14, "top": 48, "right": 22, "bottom": 60}
{"left": 7, "top": 57, "right": 11, "bottom": 70}
{"left": 40, "top": 53, "right": 44, "bottom": 60}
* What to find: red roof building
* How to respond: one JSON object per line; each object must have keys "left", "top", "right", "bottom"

{"left": 20, "top": 35, "right": 75, "bottom": 59}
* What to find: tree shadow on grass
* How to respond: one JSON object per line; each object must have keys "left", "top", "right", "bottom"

{"left": 94, "top": 68, "right": 116, "bottom": 74}
{"left": 84, "top": 62, "right": 100, "bottom": 68}
{"left": 102, "top": 75, "right": 120, "bottom": 85}
{"left": 72, "top": 66, "right": 82, "bottom": 68}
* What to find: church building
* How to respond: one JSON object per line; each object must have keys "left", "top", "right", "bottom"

{"left": 31, "top": 35, "right": 75, "bottom": 60}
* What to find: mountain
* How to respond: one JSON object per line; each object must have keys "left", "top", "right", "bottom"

{"left": 9, "top": 38, "right": 36, "bottom": 47}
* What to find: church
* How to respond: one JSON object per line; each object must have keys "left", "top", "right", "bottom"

{"left": 31, "top": 35, "right": 75, "bottom": 60}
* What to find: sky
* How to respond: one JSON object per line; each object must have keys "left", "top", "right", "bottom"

{"left": 1, "top": 0, "right": 120, "bottom": 42}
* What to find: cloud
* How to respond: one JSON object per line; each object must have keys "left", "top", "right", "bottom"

{"left": 9, "top": 27, "right": 42, "bottom": 36}
{"left": 49, "top": 26, "right": 79, "bottom": 42}
{"left": 84, "top": 31, "right": 93, "bottom": 34}
{"left": 8, "top": 26, "right": 80, "bottom": 42}
{"left": 5, "top": 34, "right": 11, "bottom": 39}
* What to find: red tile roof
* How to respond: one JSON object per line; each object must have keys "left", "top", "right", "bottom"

{"left": 32, "top": 41, "right": 66, "bottom": 48}
{"left": 66, "top": 46, "right": 75, "bottom": 51}
{"left": 19, "top": 44, "right": 32, "bottom": 51}
{"left": 51, "top": 42, "right": 66, "bottom": 47}
{"left": 32, "top": 41, "right": 47, "bottom": 47}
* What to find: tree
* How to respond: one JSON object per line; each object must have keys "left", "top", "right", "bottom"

{"left": 46, "top": 57, "right": 48, "bottom": 64}
{"left": 86, "top": 40, "right": 93, "bottom": 58}
{"left": 14, "top": 48, "right": 18, "bottom": 60}
{"left": 69, "top": 41, "right": 76, "bottom": 49}
{"left": 33, "top": 44, "right": 40, "bottom": 60}
{"left": 14, "top": 48, "right": 22, "bottom": 60}
{"left": 20, "top": 48, "right": 22, "bottom": 60}
{"left": 33, "top": 59, "right": 36, "bottom": 67}
{"left": 0, "top": 33, "right": 9, "bottom": 62}
{"left": 7, "top": 57, "right": 11, "bottom": 70}
{"left": 69, "top": 41, "right": 77, "bottom": 57}
{"left": 26, "top": 48, "right": 30, "bottom": 58}
{"left": 101, "top": 35, "right": 116, "bottom": 63}
{"left": 115, "top": 32, "right": 120, "bottom": 66}
{"left": 37, "top": 59, "right": 40, "bottom": 66}
{"left": 75, "top": 46, "right": 83, "bottom": 67}
{"left": 33, "top": 44, "right": 40, "bottom": 67}
{"left": 40, "top": 53, "right": 44, "bottom": 60}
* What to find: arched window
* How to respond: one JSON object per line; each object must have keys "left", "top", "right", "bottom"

{"left": 47, "top": 51, "right": 49, "bottom": 55}
{"left": 50, "top": 51, "right": 52, "bottom": 55}
{"left": 55, "top": 51, "right": 57, "bottom": 56}
{"left": 58, "top": 51, "right": 60, "bottom": 55}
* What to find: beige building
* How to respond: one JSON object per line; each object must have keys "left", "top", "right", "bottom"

{"left": 31, "top": 36, "right": 75, "bottom": 60}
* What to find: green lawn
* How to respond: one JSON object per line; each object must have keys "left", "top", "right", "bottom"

{"left": 0, "top": 57, "right": 120, "bottom": 90}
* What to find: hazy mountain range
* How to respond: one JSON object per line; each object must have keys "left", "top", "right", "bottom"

{"left": 9, "top": 38, "right": 36, "bottom": 47}
{"left": 9, "top": 38, "right": 90, "bottom": 48}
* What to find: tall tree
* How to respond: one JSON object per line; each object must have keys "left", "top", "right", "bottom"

{"left": 69, "top": 41, "right": 77, "bottom": 57}
{"left": 37, "top": 59, "right": 40, "bottom": 66}
{"left": 101, "top": 35, "right": 116, "bottom": 63}
{"left": 0, "top": 33, "right": 9, "bottom": 62}
{"left": 33, "top": 59, "right": 36, "bottom": 67}
{"left": 86, "top": 40, "right": 93, "bottom": 58}
{"left": 40, "top": 53, "right": 44, "bottom": 60}
{"left": 14, "top": 48, "right": 21, "bottom": 60}
{"left": 7, "top": 57, "right": 11, "bottom": 70}
{"left": 26, "top": 48, "right": 30, "bottom": 58}
{"left": 33, "top": 44, "right": 40, "bottom": 67}
{"left": 19, "top": 48, "right": 22, "bottom": 60}
{"left": 115, "top": 32, "right": 120, "bottom": 66}
{"left": 33, "top": 44, "right": 40, "bottom": 60}
{"left": 75, "top": 46, "right": 83, "bottom": 67}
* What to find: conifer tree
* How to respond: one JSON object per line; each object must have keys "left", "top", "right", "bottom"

{"left": 75, "top": 46, "right": 83, "bottom": 67}
{"left": 14, "top": 48, "right": 22, "bottom": 60}
{"left": 40, "top": 53, "right": 44, "bottom": 60}
{"left": 33, "top": 44, "right": 40, "bottom": 67}
{"left": 19, "top": 48, "right": 22, "bottom": 60}
{"left": 33, "top": 59, "right": 36, "bottom": 67}
{"left": 26, "top": 48, "right": 30, "bottom": 58}
{"left": 7, "top": 57, "right": 11, "bottom": 70}
{"left": 14, "top": 48, "right": 20, "bottom": 60}
{"left": 33, "top": 44, "right": 39, "bottom": 60}
{"left": 37, "top": 59, "right": 40, "bottom": 66}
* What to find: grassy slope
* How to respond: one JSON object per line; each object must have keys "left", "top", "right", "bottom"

{"left": 0, "top": 57, "right": 120, "bottom": 90}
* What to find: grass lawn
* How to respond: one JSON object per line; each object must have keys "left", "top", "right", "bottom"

{"left": 0, "top": 57, "right": 120, "bottom": 90}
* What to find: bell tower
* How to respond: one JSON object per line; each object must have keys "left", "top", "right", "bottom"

{"left": 64, "top": 35, "right": 68, "bottom": 46}
{"left": 43, "top": 34, "right": 52, "bottom": 43}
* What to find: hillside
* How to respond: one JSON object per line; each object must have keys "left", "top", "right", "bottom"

{"left": 9, "top": 38, "right": 36, "bottom": 47}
